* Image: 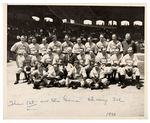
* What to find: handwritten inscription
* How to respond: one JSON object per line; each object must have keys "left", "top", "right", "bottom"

{"left": 8, "top": 95, "right": 125, "bottom": 112}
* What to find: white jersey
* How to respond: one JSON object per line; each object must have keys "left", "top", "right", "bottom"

{"left": 29, "top": 43, "right": 40, "bottom": 55}
{"left": 107, "top": 40, "right": 123, "bottom": 54}
{"left": 110, "top": 54, "right": 123, "bottom": 65}
{"left": 72, "top": 43, "right": 85, "bottom": 54}
{"left": 11, "top": 41, "right": 30, "bottom": 55}
{"left": 85, "top": 42, "right": 96, "bottom": 53}
{"left": 47, "top": 41, "right": 62, "bottom": 52}
{"left": 121, "top": 54, "right": 138, "bottom": 66}
{"left": 39, "top": 43, "right": 48, "bottom": 56}
{"left": 62, "top": 41, "right": 73, "bottom": 53}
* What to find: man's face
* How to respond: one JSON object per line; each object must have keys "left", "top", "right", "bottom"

{"left": 42, "top": 39, "right": 47, "bottom": 44}
{"left": 32, "top": 38, "right": 37, "bottom": 44}
{"left": 28, "top": 39, "right": 32, "bottom": 44}
{"left": 100, "top": 35, "right": 104, "bottom": 41}
{"left": 20, "top": 36, "right": 25, "bottom": 42}
{"left": 114, "top": 49, "right": 120, "bottom": 55}
{"left": 65, "top": 35, "right": 69, "bottom": 42}
{"left": 95, "top": 65, "right": 99, "bottom": 70}
{"left": 77, "top": 38, "right": 81, "bottom": 44}
{"left": 112, "top": 34, "right": 117, "bottom": 41}
{"left": 128, "top": 47, "right": 133, "bottom": 55}
{"left": 88, "top": 37, "right": 92, "bottom": 43}
{"left": 101, "top": 48, "right": 106, "bottom": 54}
{"left": 125, "top": 34, "right": 131, "bottom": 41}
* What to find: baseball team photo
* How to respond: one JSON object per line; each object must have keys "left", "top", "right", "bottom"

{"left": 4, "top": 4, "right": 146, "bottom": 119}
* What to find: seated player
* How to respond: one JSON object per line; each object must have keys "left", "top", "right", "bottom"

{"left": 101, "top": 58, "right": 112, "bottom": 84}
{"left": 64, "top": 47, "right": 76, "bottom": 72}
{"left": 41, "top": 49, "right": 54, "bottom": 68}
{"left": 53, "top": 60, "right": 68, "bottom": 87}
{"left": 86, "top": 62, "right": 108, "bottom": 89}
{"left": 30, "top": 62, "right": 47, "bottom": 89}
{"left": 110, "top": 48, "right": 123, "bottom": 85}
{"left": 23, "top": 55, "right": 32, "bottom": 84}
{"left": 120, "top": 47, "right": 141, "bottom": 89}
{"left": 66, "top": 60, "right": 87, "bottom": 89}
{"left": 95, "top": 47, "right": 109, "bottom": 64}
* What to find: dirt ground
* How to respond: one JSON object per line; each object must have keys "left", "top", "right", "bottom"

{"left": 4, "top": 61, "right": 145, "bottom": 119}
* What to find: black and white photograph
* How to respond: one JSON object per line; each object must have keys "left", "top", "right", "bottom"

{"left": 3, "top": 4, "right": 146, "bottom": 119}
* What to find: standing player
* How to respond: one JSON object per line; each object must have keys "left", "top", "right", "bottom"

{"left": 11, "top": 35, "right": 30, "bottom": 84}
{"left": 122, "top": 33, "right": 136, "bottom": 55}
{"left": 62, "top": 35, "right": 73, "bottom": 55}
{"left": 29, "top": 37, "right": 40, "bottom": 66}
{"left": 107, "top": 34, "right": 123, "bottom": 56}
{"left": 85, "top": 36, "right": 97, "bottom": 54}
{"left": 39, "top": 38, "right": 48, "bottom": 57}
{"left": 72, "top": 37, "right": 85, "bottom": 54}
{"left": 47, "top": 35, "right": 62, "bottom": 58}
{"left": 96, "top": 34, "right": 108, "bottom": 53}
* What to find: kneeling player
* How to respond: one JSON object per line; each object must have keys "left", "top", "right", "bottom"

{"left": 120, "top": 47, "right": 141, "bottom": 89}
{"left": 86, "top": 62, "right": 108, "bottom": 90}
{"left": 66, "top": 60, "right": 87, "bottom": 89}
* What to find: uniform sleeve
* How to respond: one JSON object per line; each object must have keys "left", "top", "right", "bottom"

{"left": 10, "top": 43, "right": 17, "bottom": 53}
{"left": 72, "top": 44, "right": 77, "bottom": 53}
{"left": 119, "top": 42, "right": 123, "bottom": 52}
{"left": 133, "top": 55, "right": 138, "bottom": 66}
{"left": 106, "top": 42, "right": 110, "bottom": 53}
{"left": 81, "top": 67, "right": 87, "bottom": 78}
{"left": 89, "top": 69, "right": 95, "bottom": 78}
{"left": 47, "top": 43, "right": 52, "bottom": 51}
{"left": 120, "top": 55, "right": 127, "bottom": 65}
{"left": 26, "top": 43, "right": 31, "bottom": 54}
{"left": 48, "top": 67, "right": 56, "bottom": 77}
{"left": 41, "top": 55, "right": 46, "bottom": 63}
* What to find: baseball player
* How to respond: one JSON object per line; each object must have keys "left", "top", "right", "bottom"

{"left": 110, "top": 48, "right": 123, "bottom": 85}
{"left": 41, "top": 49, "right": 54, "bottom": 68}
{"left": 120, "top": 47, "right": 141, "bottom": 89}
{"left": 23, "top": 55, "right": 32, "bottom": 84}
{"left": 29, "top": 37, "right": 40, "bottom": 66}
{"left": 66, "top": 60, "right": 87, "bottom": 89}
{"left": 122, "top": 33, "right": 137, "bottom": 55}
{"left": 85, "top": 36, "right": 97, "bottom": 54}
{"left": 11, "top": 35, "right": 30, "bottom": 84}
{"left": 62, "top": 35, "right": 73, "bottom": 55}
{"left": 53, "top": 60, "right": 68, "bottom": 87}
{"left": 107, "top": 34, "right": 123, "bottom": 56}
{"left": 39, "top": 38, "right": 48, "bottom": 56}
{"left": 87, "top": 62, "right": 108, "bottom": 90}
{"left": 96, "top": 34, "right": 108, "bottom": 53}
{"left": 47, "top": 35, "right": 62, "bottom": 57}
{"left": 63, "top": 47, "right": 77, "bottom": 73}
{"left": 30, "top": 62, "right": 47, "bottom": 89}
{"left": 77, "top": 50, "right": 86, "bottom": 66}
{"left": 72, "top": 37, "right": 85, "bottom": 54}
{"left": 95, "top": 47, "right": 109, "bottom": 64}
